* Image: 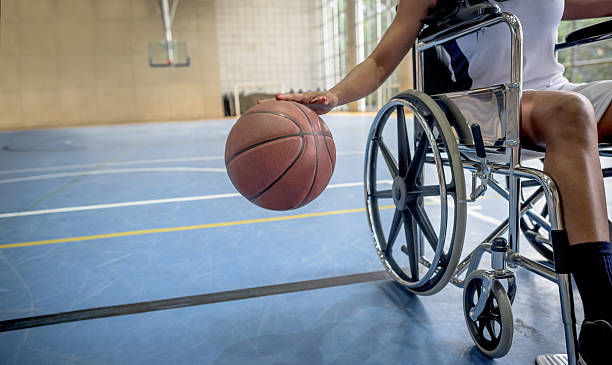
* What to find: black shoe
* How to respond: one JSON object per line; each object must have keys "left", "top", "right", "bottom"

{"left": 579, "top": 320, "right": 612, "bottom": 365}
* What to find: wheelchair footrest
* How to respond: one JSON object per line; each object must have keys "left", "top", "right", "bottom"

{"left": 536, "top": 354, "right": 568, "bottom": 365}
{"left": 535, "top": 354, "right": 586, "bottom": 365}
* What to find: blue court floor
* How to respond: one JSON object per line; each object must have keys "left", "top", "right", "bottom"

{"left": 0, "top": 114, "right": 610, "bottom": 364}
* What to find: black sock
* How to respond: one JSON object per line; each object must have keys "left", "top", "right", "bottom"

{"left": 569, "top": 241, "right": 612, "bottom": 324}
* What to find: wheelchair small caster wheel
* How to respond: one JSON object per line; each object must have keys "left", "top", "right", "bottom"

{"left": 463, "top": 270, "right": 514, "bottom": 358}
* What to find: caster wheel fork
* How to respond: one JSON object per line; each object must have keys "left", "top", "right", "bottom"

{"left": 463, "top": 270, "right": 514, "bottom": 358}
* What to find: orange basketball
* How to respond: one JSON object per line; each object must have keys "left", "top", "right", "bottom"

{"left": 224, "top": 100, "right": 336, "bottom": 210}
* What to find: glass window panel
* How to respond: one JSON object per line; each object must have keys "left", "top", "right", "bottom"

{"left": 557, "top": 18, "right": 612, "bottom": 83}
{"left": 321, "top": 0, "right": 399, "bottom": 110}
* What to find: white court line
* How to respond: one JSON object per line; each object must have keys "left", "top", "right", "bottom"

{"left": 468, "top": 206, "right": 503, "bottom": 225}
{"left": 0, "top": 180, "right": 392, "bottom": 218}
{"left": 0, "top": 151, "right": 365, "bottom": 175}
{"left": 426, "top": 196, "right": 504, "bottom": 225}
{"left": 0, "top": 167, "right": 227, "bottom": 184}
{"left": 0, "top": 156, "right": 225, "bottom": 175}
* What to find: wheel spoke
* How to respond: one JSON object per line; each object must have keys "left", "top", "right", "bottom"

{"left": 402, "top": 210, "right": 420, "bottom": 281}
{"left": 485, "top": 321, "right": 497, "bottom": 340}
{"left": 477, "top": 320, "right": 486, "bottom": 338}
{"left": 437, "top": 252, "right": 450, "bottom": 268}
{"left": 406, "top": 185, "right": 441, "bottom": 197}
{"left": 373, "top": 189, "right": 393, "bottom": 199}
{"left": 409, "top": 202, "right": 439, "bottom": 252}
{"left": 376, "top": 139, "right": 398, "bottom": 178}
{"left": 386, "top": 209, "right": 403, "bottom": 252}
{"left": 407, "top": 133, "right": 428, "bottom": 185}
{"left": 397, "top": 106, "right": 410, "bottom": 178}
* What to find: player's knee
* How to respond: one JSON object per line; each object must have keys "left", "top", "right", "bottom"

{"left": 541, "top": 93, "right": 597, "bottom": 145}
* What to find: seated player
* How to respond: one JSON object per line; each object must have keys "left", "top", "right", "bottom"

{"left": 270, "top": 0, "right": 612, "bottom": 363}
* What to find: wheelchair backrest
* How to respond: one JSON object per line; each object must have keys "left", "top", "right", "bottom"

{"left": 421, "top": 44, "right": 472, "bottom": 94}
{"left": 413, "top": 1, "right": 521, "bottom": 161}
{"left": 418, "top": 0, "right": 505, "bottom": 94}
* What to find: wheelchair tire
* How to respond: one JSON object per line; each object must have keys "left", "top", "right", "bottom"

{"left": 463, "top": 270, "right": 514, "bottom": 358}
{"left": 364, "top": 89, "right": 467, "bottom": 295}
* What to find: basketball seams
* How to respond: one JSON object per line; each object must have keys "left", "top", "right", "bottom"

{"left": 241, "top": 111, "right": 304, "bottom": 133}
{"left": 318, "top": 118, "right": 334, "bottom": 171}
{"left": 228, "top": 101, "right": 334, "bottom": 209}
{"left": 247, "top": 135, "right": 306, "bottom": 200}
{"left": 226, "top": 110, "right": 303, "bottom": 164}
{"left": 323, "top": 137, "right": 333, "bottom": 169}
{"left": 226, "top": 133, "right": 301, "bottom": 166}
{"left": 293, "top": 103, "right": 320, "bottom": 208}
{"left": 290, "top": 103, "right": 315, "bottom": 133}
{"left": 226, "top": 132, "right": 329, "bottom": 166}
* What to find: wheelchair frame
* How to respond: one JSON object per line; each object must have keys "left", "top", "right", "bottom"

{"left": 364, "top": 9, "right": 611, "bottom": 364}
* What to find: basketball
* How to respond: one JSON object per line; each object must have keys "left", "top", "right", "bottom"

{"left": 224, "top": 100, "right": 336, "bottom": 210}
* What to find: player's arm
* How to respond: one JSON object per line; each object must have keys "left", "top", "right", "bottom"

{"left": 563, "top": 0, "right": 612, "bottom": 20}
{"left": 328, "top": 0, "right": 435, "bottom": 105}
{"left": 274, "top": 0, "right": 436, "bottom": 114}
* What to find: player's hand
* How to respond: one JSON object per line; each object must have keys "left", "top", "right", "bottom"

{"left": 258, "top": 91, "right": 338, "bottom": 115}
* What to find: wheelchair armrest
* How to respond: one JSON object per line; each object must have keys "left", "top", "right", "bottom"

{"left": 555, "top": 19, "right": 612, "bottom": 51}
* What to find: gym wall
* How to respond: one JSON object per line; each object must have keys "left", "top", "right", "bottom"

{"left": 215, "top": 0, "right": 323, "bottom": 96}
{"left": 0, "top": 0, "right": 223, "bottom": 130}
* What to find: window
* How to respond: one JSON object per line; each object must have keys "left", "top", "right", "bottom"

{"left": 356, "top": 0, "right": 398, "bottom": 111}
{"left": 557, "top": 18, "right": 612, "bottom": 83}
{"left": 320, "top": 0, "right": 348, "bottom": 100}
{"left": 320, "top": 0, "right": 398, "bottom": 111}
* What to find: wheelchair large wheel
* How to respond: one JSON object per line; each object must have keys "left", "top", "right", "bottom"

{"left": 463, "top": 270, "right": 514, "bottom": 358}
{"left": 364, "top": 90, "right": 467, "bottom": 295}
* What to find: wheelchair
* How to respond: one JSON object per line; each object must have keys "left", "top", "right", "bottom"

{"left": 363, "top": 2, "right": 612, "bottom": 364}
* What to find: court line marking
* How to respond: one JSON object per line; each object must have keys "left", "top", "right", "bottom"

{"left": 0, "top": 167, "right": 227, "bottom": 184}
{"left": 467, "top": 206, "right": 503, "bottom": 225}
{"left": 0, "top": 156, "right": 225, "bottom": 175}
{"left": 0, "top": 194, "right": 242, "bottom": 218}
{"left": 441, "top": 197, "right": 504, "bottom": 226}
{"left": 0, "top": 151, "right": 365, "bottom": 175}
{"left": 0, "top": 206, "right": 396, "bottom": 250}
{"left": 0, "top": 270, "right": 390, "bottom": 333}
{"left": 0, "top": 180, "right": 392, "bottom": 218}
{"left": 0, "top": 193, "right": 504, "bottom": 250}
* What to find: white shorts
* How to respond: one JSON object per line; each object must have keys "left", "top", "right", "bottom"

{"left": 558, "top": 80, "right": 612, "bottom": 123}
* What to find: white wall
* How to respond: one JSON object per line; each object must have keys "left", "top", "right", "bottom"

{"left": 215, "top": 0, "right": 323, "bottom": 95}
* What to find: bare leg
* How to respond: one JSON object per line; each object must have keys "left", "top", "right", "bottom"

{"left": 521, "top": 90, "right": 609, "bottom": 245}
{"left": 523, "top": 91, "right": 612, "bottom": 364}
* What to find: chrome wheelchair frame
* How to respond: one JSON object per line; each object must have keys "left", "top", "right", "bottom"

{"left": 364, "top": 7, "right": 612, "bottom": 364}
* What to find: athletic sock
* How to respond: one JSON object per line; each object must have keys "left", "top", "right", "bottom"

{"left": 569, "top": 241, "right": 612, "bottom": 325}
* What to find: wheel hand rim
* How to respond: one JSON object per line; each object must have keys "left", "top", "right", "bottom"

{"left": 365, "top": 90, "right": 466, "bottom": 295}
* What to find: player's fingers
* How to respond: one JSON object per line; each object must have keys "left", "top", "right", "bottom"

{"left": 275, "top": 93, "right": 303, "bottom": 102}
{"left": 307, "top": 104, "right": 331, "bottom": 115}
{"left": 311, "top": 96, "right": 329, "bottom": 105}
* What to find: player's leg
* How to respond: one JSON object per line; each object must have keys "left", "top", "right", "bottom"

{"left": 521, "top": 90, "right": 608, "bottom": 244}
{"left": 521, "top": 89, "right": 612, "bottom": 365}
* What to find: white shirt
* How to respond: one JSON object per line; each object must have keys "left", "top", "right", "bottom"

{"left": 454, "top": 0, "right": 568, "bottom": 90}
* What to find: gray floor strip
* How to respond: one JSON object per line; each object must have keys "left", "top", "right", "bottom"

{"left": 0, "top": 270, "right": 389, "bottom": 332}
